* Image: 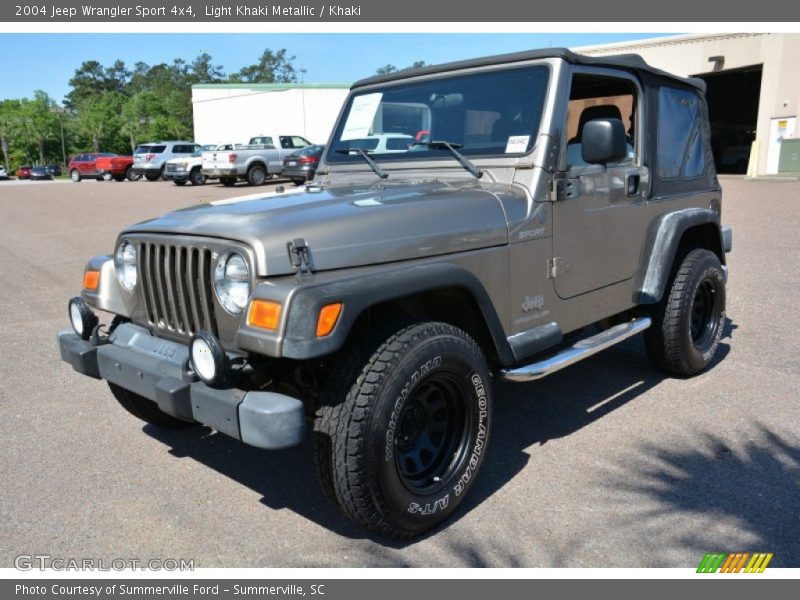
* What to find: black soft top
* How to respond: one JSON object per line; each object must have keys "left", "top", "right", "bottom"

{"left": 352, "top": 47, "right": 705, "bottom": 92}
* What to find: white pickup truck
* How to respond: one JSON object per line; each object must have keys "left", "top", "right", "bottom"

{"left": 201, "top": 135, "right": 312, "bottom": 186}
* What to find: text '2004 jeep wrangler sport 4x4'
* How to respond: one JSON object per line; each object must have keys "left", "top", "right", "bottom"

{"left": 59, "top": 48, "right": 733, "bottom": 539}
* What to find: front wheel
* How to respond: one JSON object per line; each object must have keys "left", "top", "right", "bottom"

{"left": 645, "top": 248, "right": 726, "bottom": 375}
{"left": 314, "top": 321, "right": 492, "bottom": 539}
{"left": 189, "top": 168, "right": 206, "bottom": 186}
{"left": 108, "top": 383, "right": 194, "bottom": 429}
{"left": 125, "top": 167, "right": 140, "bottom": 181}
{"left": 70, "top": 169, "right": 81, "bottom": 182}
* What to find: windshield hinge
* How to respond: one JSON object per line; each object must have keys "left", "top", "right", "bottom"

{"left": 288, "top": 238, "right": 314, "bottom": 274}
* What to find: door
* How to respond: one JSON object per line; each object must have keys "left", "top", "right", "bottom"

{"left": 552, "top": 70, "right": 648, "bottom": 299}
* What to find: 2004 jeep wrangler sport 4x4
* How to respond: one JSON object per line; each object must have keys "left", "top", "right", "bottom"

{"left": 59, "top": 48, "right": 732, "bottom": 538}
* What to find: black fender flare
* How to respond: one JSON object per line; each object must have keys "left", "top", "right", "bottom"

{"left": 280, "top": 262, "right": 514, "bottom": 365}
{"left": 637, "top": 207, "right": 724, "bottom": 305}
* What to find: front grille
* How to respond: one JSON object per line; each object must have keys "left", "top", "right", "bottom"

{"left": 137, "top": 241, "right": 218, "bottom": 337}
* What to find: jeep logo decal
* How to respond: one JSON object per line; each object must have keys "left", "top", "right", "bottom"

{"left": 522, "top": 294, "right": 545, "bottom": 312}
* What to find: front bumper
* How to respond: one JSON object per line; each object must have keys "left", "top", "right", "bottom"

{"left": 57, "top": 323, "right": 305, "bottom": 450}
{"left": 163, "top": 170, "right": 189, "bottom": 182}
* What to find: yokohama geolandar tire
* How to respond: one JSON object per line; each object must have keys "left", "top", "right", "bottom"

{"left": 314, "top": 321, "right": 492, "bottom": 539}
{"left": 645, "top": 248, "right": 726, "bottom": 376}
{"left": 108, "top": 383, "right": 194, "bottom": 429}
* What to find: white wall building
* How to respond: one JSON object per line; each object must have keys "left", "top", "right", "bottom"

{"left": 192, "top": 83, "right": 350, "bottom": 147}
{"left": 575, "top": 33, "right": 800, "bottom": 176}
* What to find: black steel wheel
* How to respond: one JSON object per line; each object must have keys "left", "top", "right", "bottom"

{"left": 646, "top": 248, "right": 726, "bottom": 375}
{"left": 314, "top": 321, "right": 491, "bottom": 538}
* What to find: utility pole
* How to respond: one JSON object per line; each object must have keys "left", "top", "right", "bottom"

{"left": 300, "top": 65, "right": 308, "bottom": 139}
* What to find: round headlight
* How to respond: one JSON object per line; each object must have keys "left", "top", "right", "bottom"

{"left": 214, "top": 251, "right": 250, "bottom": 314}
{"left": 114, "top": 240, "right": 137, "bottom": 291}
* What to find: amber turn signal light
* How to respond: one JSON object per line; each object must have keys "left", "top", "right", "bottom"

{"left": 82, "top": 270, "right": 100, "bottom": 291}
{"left": 316, "top": 303, "right": 343, "bottom": 337}
{"left": 247, "top": 299, "right": 281, "bottom": 331}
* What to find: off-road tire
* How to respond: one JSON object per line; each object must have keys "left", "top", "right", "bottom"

{"left": 220, "top": 177, "right": 236, "bottom": 187}
{"left": 189, "top": 168, "right": 206, "bottom": 186}
{"left": 247, "top": 164, "right": 267, "bottom": 186}
{"left": 314, "top": 321, "right": 492, "bottom": 538}
{"left": 645, "top": 248, "right": 726, "bottom": 376}
{"left": 108, "top": 382, "right": 194, "bottom": 429}
{"left": 70, "top": 169, "right": 81, "bottom": 182}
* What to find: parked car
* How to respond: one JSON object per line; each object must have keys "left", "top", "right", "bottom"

{"left": 0, "top": 165, "right": 8, "bottom": 180}
{"left": 161, "top": 144, "right": 217, "bottom": 186}
{"left": 58, "top": 47, "right": 732, "bottom": 540}
{"left": 30, "top": 166, "right": 53, "bottom": 180}
{"left": 132, "top": 141, "right": 201, "bottom": 181}
{"left": 95, "top": 155, "right": 139, "bottom": 182}
{"left": 344, "top": 133, "right": 415, "bottom": 153}
{"left": 68, "top": 153, "right": 117, "bottom": 182}
{"left": 202, "top": 135, "right": 311, "bottom": 186}
{"left": 282, "top": 144, "right": 325, "bottom": 185}
{"left": 47, "top": 164, "right": 62, "bottom": 177}
{"left": 17, "top": 165, "right": 31, "bottom": 179}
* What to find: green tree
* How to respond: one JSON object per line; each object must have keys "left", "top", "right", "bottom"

{"left": 375, "top": 60, "right": 428, "bottom": 75}
{"left": 19, "top": 91, "right": 59, "bottom": 164}
{"left": 71, "top": 92, "right": 126, "bottom": 153}
{"left": 0, "top": 99, "right": 22, "bottom": 169}
{"left": 230, "top": 49, "right": 297, "bottom": 83}
{"left": 120, "top": 91, "right": 167, "bottom": 151}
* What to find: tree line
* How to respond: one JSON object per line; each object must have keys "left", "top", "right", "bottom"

{"left": 0, "top": 49, "right": 298, "bottom": 170}
{"left": 0, "top": 52, "right": 427, "bottom": 171}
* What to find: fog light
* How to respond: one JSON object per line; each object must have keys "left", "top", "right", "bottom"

{"left": 190, "top": 330, "right": 226, "bottom": 385}
{"left": 69, "top": 297, "right": 98, "bottom": 340}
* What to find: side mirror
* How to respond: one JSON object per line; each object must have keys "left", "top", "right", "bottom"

{"left": 581, "top": 118, "right": 627, "bottom": 165}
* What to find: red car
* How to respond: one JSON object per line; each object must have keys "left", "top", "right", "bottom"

{"left": 68, "top": 152, "right": 117, "bottom": 182}
{"left": 17, "top": 165, "right": 32, "bottom": 179}
{"left": 95, "top": 155, "right": 139, "bottom": 182}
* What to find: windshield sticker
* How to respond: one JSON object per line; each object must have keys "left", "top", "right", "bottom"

{"left": 505, "top": 135, "right": 530, "bottom": 154}
{"left": 341, "top": 93, "right": 383, "bottom": 141}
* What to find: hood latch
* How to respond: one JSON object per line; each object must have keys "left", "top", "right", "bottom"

{"left": 288, "top": 238, "right": 313, "bottom": 274}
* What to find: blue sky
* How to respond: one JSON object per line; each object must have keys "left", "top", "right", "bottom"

{"left": 0, "top": 33, "right": 666, "bottom": 103}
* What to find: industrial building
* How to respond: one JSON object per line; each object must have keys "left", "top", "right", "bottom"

{"left": 191, "top": 83, "right": 350, "bottom": 146}
{"left": 576, "top": 33, "right": 800, "bottom": 176}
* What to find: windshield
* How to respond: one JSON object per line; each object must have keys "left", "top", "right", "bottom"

{"left": 327, "top": 65, "right": 549, "bottom": 164}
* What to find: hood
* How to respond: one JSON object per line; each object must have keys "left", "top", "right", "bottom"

{"left": 123, "top": 179, "right": 518, "bottom": 276}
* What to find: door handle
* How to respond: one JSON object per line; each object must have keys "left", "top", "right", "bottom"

{"left": 626, "top": 174, "right": 640, "bottom": 197}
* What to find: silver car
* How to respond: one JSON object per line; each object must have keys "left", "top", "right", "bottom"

{"left": 131, "top": 141, "right": 201, "bottom": 181}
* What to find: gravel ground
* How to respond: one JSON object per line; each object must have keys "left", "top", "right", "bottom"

{"left": 0, "top": 175, "right": 797, "bottom": 568}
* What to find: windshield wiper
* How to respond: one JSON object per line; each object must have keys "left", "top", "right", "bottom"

{"left": 335, "top": 147, "right": 388, "bottom": 179}
{"left": 417, "top": 140, "right": 483, "bottom": 179}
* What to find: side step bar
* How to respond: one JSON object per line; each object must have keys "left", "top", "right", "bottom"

{"left": 498, "top": 317, "right": 652, "bottom": 383}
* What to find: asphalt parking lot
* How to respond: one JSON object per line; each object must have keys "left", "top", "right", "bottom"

{"left": 0, "top": 175, "right": 798, "bottom": 568}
